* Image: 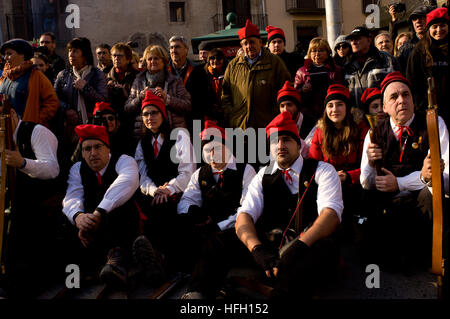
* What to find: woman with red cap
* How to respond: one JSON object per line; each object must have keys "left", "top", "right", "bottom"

{"left": 360, "top": 87, "right": 386, "bottom": 123}
{"left": 407, "top": 7, "right": 449, "bottom": 126}
{"left": 294, "top": 37, "right": 344, "bottom": 121}
{"left": 132, "top": 90, "right": 196, "bottom": 284}
{"left": 309, "top": 84, "right": 369, "bottom": 241}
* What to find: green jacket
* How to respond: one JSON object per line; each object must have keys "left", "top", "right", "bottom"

{"left": 221, "top": 47, "right": 291, "bottom": 130}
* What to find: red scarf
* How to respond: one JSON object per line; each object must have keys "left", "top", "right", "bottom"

{"left": 1, "top": 60, "right": 34, "bottom": 81}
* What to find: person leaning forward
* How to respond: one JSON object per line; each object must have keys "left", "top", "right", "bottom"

{"left": 176, "top": 121, "right": 257, "bottom": 299}
{"left": 62, "top": 124, "right": 140, "bottom": 286}
{"left": 235, "top": 111, "right": 343, "bottom": 298}
{"left": 360, "top": 71, "right": 449, "bottom": 272}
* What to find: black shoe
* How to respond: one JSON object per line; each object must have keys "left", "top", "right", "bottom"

{"left": 99, "top": 247, "right": 128, "bottom": 287}
{"left": 132, "top": 235, "right": 166, "bottom": 286}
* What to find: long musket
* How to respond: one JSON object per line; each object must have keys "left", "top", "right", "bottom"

{"left": 0, "top": 95, "right": 16, "bottom": 276}
{"left": 426, "top": 77, "right": 445, "bottom": 299}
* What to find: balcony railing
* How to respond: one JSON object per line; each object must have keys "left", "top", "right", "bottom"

{"left": 211, "top": 13, "right": 268, "bottom": 32}
{"left": 285, "top": 0, "right": 326, "bottom": 14}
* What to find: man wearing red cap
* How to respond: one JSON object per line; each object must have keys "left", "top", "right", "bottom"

{"left": 222, "top": 19, "right": 291, "bottom": 130}
{"left": 266, "top": 25, "right": 303, "bottom": 79}
{"left": 62, "top": 124, "right": 140, "bottom": 286}
{"left": 0, "top": 108, "right": 61, "bottom": 298}
{"left": 235, "top": 111, "right": 343, "bottom": 298}
{"left": 360, "top": 71, "right": 449, "bottom": 272}
{"left": 277, "top": 80, "right": 317, "bottom": 157}
{"left": 175, "top": 120, "right": 256, "bottom": 299}
{"left": 92, "top": 101, "right": 134, "bottom": 156}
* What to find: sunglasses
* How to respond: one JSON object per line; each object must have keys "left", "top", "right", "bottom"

{"left": 336, "top": 44, "right": 349, "bottom": 50}
{"left": 142, "top": 110, "right": 161, "bottom": 117}
{"left": 103, "top": 115, "right": 115, "bottom": 122}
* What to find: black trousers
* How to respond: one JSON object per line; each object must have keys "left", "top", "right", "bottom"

{"left": 359, "top": 187, "right": 433, "bottom": 271}
{"left": 65, "top": 202, "right": 139, "bottom": 274}
{"left": 179, "top": 223, "right": 340, "bottom": 299}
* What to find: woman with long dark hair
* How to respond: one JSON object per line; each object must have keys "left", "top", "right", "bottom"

{"left": 133, "top": 90, "right": 196, "bottom": 284}
{"left": 407, "top": 7, "right": 449, "bottom": 125}
{"left": 309, "top": 84, "right": 368, "bottom": 241}
{"left": 204, "top": 48, "right": 228, "bottom": 126}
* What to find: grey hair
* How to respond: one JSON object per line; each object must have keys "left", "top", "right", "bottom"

{"left": 169, "top": 35, "right": 189, "bottom": 49}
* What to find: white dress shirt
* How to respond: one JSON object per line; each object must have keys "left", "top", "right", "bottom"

{"left": 237, "top": 155, "right": 343, "bottom": 223}
{"left": 360, "top": 115, "right": 449, "bottom": 195}
{"left": 11, "top": 120, "right": 59, "bottom": 180}
{"left": 63, "top": 154, "right": 139, "bottom": 224}
{"left": 177, "top": 155, "right": 257, "bottom": 230}
{"left": 135, "top": 129, "right": 197, "bottom": 197}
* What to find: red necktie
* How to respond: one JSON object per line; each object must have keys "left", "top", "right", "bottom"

{"left": 96, "top": 172, "right": 102, "bottom": 186}
{"left": 213, "top": 171, "right": 224, "bottom": 188}
{"left": 153, "top": 138, "right": 159, "bottom": 158}
{"left": 281, "top": 168, "right": 293, "bottom": 185}
{"left": 395, "top": 126, "right": 413, "bottom": 162}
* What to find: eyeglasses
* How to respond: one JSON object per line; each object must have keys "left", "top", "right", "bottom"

{"left": 82, "top": 143, "right": 106, "bottom": 153}
{"left": 102, "top": 115, "right": 115, "bottom": 122}
{"left": 310, "top": 48, "right": 326, "bottom": 53}
{"left": 336, "top": 44, "right": 349, "bottom": 50}
{"left": 142, "top": 110, "right": 161, "bottom": 117}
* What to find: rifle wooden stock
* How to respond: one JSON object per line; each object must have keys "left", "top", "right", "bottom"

{"left": 426, "top": 77, "right": 445, "bottom": 298}
{"left": 0, "top": 96, "right": 16, "bottom": 276}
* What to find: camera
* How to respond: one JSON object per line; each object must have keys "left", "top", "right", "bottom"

{"left": 390, "top": 2, "right": 406, "bottom": 13}
{"left": 93, "top": 113, "right": 108, "bottom": 127}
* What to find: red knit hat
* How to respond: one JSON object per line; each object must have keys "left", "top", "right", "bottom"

{"left": 75, "top": 124, "right": 110, "bottom": 147}
{"left": 266, "top": 25, "right": 286, "bottom": 44}
{"left": 200, "top": 120, "right": 227, "bottom": 143}
{"left": 266, "top": 111, "right": 300, "bottom": 144}
{"left": 93, "top": 102, "right": 115, "bottom": 116}
{"left": 324, "top": 84, "right": 351, "bottom": 106}
{"left": 380, "top": 71, "right": 412, "bottom": 101}
{"left": 277, "top": 80, "right": 301, "bottom": 107}
{"left": 238, "top": 19, "right": 260, "bottom": 40}
{"left": 361, "top": 88, "right": 381, "bottom": 109}
{"left": 426, "top": 7, "right": 449, "bottom": 29}
{"left": 142, "top": 90, "right": 167, "bottom": 119}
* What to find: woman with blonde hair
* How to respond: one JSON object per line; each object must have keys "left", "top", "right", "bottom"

{"left": 294, "top": 37, "right": 344, "bottom": 120}
{"left": 393, "top": 32, "right": 412, "bottom": 57}
{"left": 125, "top": 44, "right": 191, "bottom": 145}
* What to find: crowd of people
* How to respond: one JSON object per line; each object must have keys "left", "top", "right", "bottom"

{"left": 0, "top": 4, "right": 448, "bottom": 299}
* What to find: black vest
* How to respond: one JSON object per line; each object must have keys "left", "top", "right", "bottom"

{"left": 198, "top": 163, "right": 246, "bottom": 224}
{"left": 141, "top": 133, "right": 179, "bottom": 188}
{"left": 374, "top": 115, "right": 429, "bottom": 177}
{"left": 257, "top": 158, "right": 319, "bottom": 235}
{"left": 80, "top": 153, "right": 120, "bottom": 214}
{"left": 15, "top": 122, "right": 57, "bottom": 208}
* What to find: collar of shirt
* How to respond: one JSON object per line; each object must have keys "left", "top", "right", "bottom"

{"left": 171, "top": 60, "right": 189, "bottom": 76}
{"left": 97, "top": 153, "right": 112, "bottom": 177}
{"left": 211, "top": 155, "right": 238, "bottom": 174}
{"left": 244, "top": 49, "right": 262, "bottom": 66}
{"left": 151, "top": 134, "right": 164, "bottom": 148}
{"left": 270, "top": 155, "right": 302, "bottom": 179}
{"left": 390, "top": 113, "right": 415, "bottom": 141}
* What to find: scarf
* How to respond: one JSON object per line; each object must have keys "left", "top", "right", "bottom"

{"left": 73, "top": 65, "right": 92, "bottom": 124}
{"left": 145, "top": 70, "right": 166, "bottom": 88}
{"left": 1, "top": 60, "right": 34, "bottom": 81}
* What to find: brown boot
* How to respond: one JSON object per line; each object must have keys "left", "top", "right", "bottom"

{"left": 99, "top": 247, "right": 128, "bottom": 287}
